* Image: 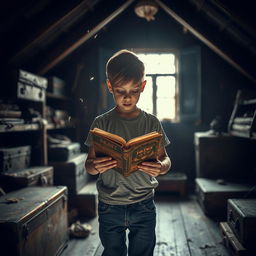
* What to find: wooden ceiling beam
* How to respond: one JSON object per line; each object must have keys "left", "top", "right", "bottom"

{"left": 38, "top": 0, "right": 135, "bottom": 75}
{"left": 156, "top": 0, "right": 256, "bottom": 84}
{"left": 10, "top": 0, "right": 98, "bottom": 65}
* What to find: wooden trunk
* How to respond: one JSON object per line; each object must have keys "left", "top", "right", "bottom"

{"left": 220, "top": 222, "right": 248, "bottom": 256}
{"left": 156, "top": 172, "right": 187, "bottom": 196}
{"left": 0, "top": 145, "right": 31, "bottom": 173}
{"left": 227, "top": 199, "right": 256, "bottom": 249}
{"left": 196, "top": 178, "right": 253, "bottom": 219}
{"left": 9, "top": 69, "right": 47, "bottom": 102}
{"left": 0, "top": 166, "right": 53, "bottom": 192}
{"left": 48, "top": 142, "right": 80, "bottom": 162}
{"left": 74, "top": 181, "right": 98, "bottom": 217}
{"left": 51, "top": 153, "right": 89, "bottom": 195}
{"left": 194, "top": 132, "right": 255, "bottom": 179}
{"left": 0, "top": 186, "right": 68, "bottom": 256}
{"left": 47, "top": 77, "right": 66, "bottom": 96}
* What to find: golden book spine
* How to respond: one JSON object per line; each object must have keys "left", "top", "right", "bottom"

{"left": 122, "top": 151, "right": 131, "bottom": 177}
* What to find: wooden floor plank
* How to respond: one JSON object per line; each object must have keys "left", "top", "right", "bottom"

{"left": 194, "top": 198, "right": 230, "bottom": 256}
{"left": 173, "top": 201, "right": 191, "bottom": 256}
{"left": 60, "top": 195, "right": 231, "bottom": 256}
{"left": 61, "top": 217, "right": 101, "bottom": 256}
{"left": 154, "top": 196, "right": 191, "bottom": 256}
{"left": 93, "top": 243, "right": 104, "bottom": 256}
{"left": 155, "top": 200, "right": 177, "bottom": 256}
{"left": 180, "top": 198, "right": 230, "bottom": 256}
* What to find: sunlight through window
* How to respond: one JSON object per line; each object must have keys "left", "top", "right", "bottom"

{"left": 137, "top": 52, "right": 177, "bottom": 121}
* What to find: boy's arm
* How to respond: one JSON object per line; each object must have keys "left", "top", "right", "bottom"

{"left": 138, "top": 146, "right": 171, "bottom": 177}
{"left": 85, "top": 146, "right": 117, "bottom": 175}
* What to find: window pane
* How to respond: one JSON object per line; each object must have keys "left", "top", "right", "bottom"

{"left": 136, "top": 51, "right": 178, "bottom": 121}
{"left": 157, "top": 98, "right": 176, "bottom": 120}
{"left": 156, "top": 76, "right": 176, "bottom": 97}
{"left": 156, "top": 76, "right": 176, "bottom": 120}
{"left": 137, "top": 77, "right": 153, "bottom": 113}
{"left": 138, "top": 53, "right": 175, "bottom": 74}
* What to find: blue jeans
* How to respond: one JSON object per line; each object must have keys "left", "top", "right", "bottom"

{"left": 98, "top": 197, "right": 156, "bottom": 256}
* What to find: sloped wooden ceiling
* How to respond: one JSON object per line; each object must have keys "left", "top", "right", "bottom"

{"left": 1, "top": 0, "right": 256, "bottom": 84}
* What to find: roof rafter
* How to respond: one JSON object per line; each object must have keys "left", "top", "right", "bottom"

{"left": 9, "top": 0, "right": 98, "bottom": 65}
{"left": 38, "top": 0, "right": 135, "bottom": 75}
{"left": 156, "top": 0, "right": 256, "bottom": 84}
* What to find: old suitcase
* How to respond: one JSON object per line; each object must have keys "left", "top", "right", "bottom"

{"left": 194, "top": 132, "right": 255, "bottom": 179}
{"left": 220, "top": 222, "right": 248, "bottom": 256}
{"left": 0, "top": 186, "right": 68, "bottom": 256}
{"left": 227, "top": 199, "right": 256, "bottom": 249}
{"left": 74, "top": 181, "right": 98, "bottom": 218}
{"left": 196, "top": 178, "right": 253, "bottom": 219}
{"left": 8, "top": 69, "right": 48, "bottom": 102}
{"left": 47, "top": 76, "right": 66, "bottom": 96}
{"left": 0, "top": 166, "right": 53, "bottom": 192}
{"left": 0, "top": 145, "right": 31, "bottom": 173}
{"left": 48, "top": 142, "right": 80, "bottom": 162}
{"left": 51, "top": 153, "right": 89, "bottom": 195}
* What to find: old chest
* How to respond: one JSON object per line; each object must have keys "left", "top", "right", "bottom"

{"left": 8, "top": 69, "right": 48, "bottom": 102}
{"left": 0, "top": 166, "right": 53, "bottom": 192}
{"left": 51, "top": 153, "right": 89, "bottom": 195}
{"left": 196, "top": 178, "right": 253, "bottom": 219}
{"left": 156, "top": 172, "right": 187, "bottom": 196}
{"left": 0, "top": 146, "right": 31, "bottom": 173}
{"left": 47, "top": 76, "right": 66, "bottom": 97}
{"left": 0, "top": 186, "right": 68, "bottom": 256}
{"left": 48, "top": 142, "right": 80, "bottom": 162}
{"left": 194, "top": 132, "right": 255, "bottom": 179}
{"left": 227, "top": 199, "right": 256, "bottom": 249}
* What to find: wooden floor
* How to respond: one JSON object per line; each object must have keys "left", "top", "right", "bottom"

{"left": 61, "top": 194, "right": 231, "bottom": 256}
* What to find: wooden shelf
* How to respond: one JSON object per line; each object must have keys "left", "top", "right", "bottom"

{"left": 230, "top": 130, "right": 250, "bottom": 139}
{"left": 46, "top": 92, "right": 70, "bottom": 101}
{"left": 0, "top": 123, "right": 40, "bottom": 133}
{"left": 46, "top": 123, "right": 75, "bottom": 130}
{"left": 228, "top": 90, "right": 256, "bottom": 140}
{"left": 242, "top": 99, "right": 256, "bottom": 105}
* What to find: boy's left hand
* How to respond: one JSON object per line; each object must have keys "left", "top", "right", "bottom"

{"left": 138, "top": 161, "right": 162, "bottom": 177}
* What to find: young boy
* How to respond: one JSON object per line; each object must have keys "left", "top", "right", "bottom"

{"left": 85, "top": 49, "right": 171, "bottom": 256}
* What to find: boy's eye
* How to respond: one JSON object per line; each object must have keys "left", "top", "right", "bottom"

{"left": 116, "top": 90, "right": 125, "bottom": 95}
{"left": 114, "top": 89, "right": 140, "bottom": 95}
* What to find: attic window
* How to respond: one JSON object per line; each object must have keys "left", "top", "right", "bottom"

{"left": 136, "top": 51, "right": 178, "bottom": 121}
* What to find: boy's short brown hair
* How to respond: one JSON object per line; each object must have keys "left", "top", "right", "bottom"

{"left": 106, "top": 49, "right": 145, "bottom": 87}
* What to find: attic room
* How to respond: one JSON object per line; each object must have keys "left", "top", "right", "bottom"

{"left": 0, "top": 0, "right": 256, "bottom": 256}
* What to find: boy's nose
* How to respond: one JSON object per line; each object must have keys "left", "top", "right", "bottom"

{"left": 124, "top": 93, "right": 132, "bottom": 98}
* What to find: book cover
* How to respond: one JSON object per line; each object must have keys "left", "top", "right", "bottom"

{"left": 90, "top": 128, "right": 162, "bottom": 177}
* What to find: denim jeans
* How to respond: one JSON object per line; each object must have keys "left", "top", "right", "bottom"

{"left": 98, "top": 197, "right": 156, "bottom": 256}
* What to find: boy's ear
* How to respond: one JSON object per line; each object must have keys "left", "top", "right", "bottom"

{"left": 106, "top": 79, "right": 113, "bottom": 93}
{"left": 140, "top": 80, "right": 147, "bottom": 92}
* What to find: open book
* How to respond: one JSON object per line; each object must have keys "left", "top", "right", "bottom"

{"left": 90, "top": 128, "right": 162, "bottom": 177}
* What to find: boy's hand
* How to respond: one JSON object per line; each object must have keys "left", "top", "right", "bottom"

{"left": 138, "top": 160, "right": 162, "bottom": 177}
{"left": 90, "top": 157, "right": 117, "bottom": 174}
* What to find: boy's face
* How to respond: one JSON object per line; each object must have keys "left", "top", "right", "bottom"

{"left": 107, "top": 79, "right": 146, "bottom": 115}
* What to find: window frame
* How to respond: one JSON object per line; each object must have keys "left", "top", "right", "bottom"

{"left": 132, "top": 48, "right": 180, "bottom": 122}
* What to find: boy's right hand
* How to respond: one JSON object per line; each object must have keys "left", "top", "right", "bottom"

{"left": 91, "top": 157, "right": 117, "bottom": 174}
